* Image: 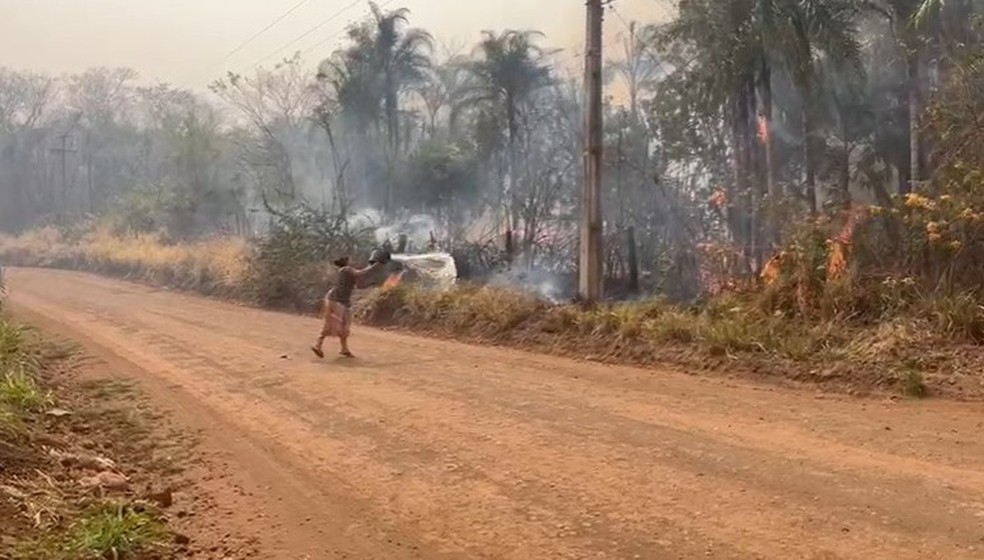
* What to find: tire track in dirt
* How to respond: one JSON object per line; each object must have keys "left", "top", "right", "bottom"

{"left": 7, "top": 267, "right": 984, "bottom": 559}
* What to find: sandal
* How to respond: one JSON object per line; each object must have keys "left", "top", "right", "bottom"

{"left": 311, "top": 347, "right": 325, "bottom": 358}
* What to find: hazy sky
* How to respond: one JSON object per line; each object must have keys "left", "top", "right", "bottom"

{"left": 1, "top": 0, "right": 672, "bottom": 91}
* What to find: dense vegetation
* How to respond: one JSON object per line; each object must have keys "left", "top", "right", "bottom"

{"left": 3, "top": 0, "right": 984, "bottom": 395}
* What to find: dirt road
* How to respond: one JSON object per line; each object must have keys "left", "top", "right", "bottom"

{"left": 6, "top": 267, "right": 984, "bottom": 559}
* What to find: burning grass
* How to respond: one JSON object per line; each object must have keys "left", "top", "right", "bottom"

{"left": 4, "top": 218, "right": 984, "bottom": 398}
{"left": 356, "top": 282, "right": 984, "bottom": 398}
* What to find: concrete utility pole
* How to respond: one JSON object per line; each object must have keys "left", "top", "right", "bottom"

{"left": 50, "top": 132, "right": 76, "bottom": 204}
{"left": 579, "top": 0, "right": 604, "bottom": 302}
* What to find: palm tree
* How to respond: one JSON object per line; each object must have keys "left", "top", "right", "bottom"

{"left": 879, "top": 0, "right": 980, "bottom": 192}
{"left": 662, "top": 0, "right": 765, "bottom": 262}
{"left": 364, "top": 2, "right": 433, "bottom": 155}
{"left": 318, "top": 48, "right": 383, "bottom": 135}
{"left": 878, "top": 0, "right": 931, "bottom": 192}
{"left": 318, "top": 2, "right": 433, "bottom": 214}
{"left": 416, "top": 54, "right": 470, "bottom": 137}
{"left": 777, "top": 0, "right": 867, "bottom": 213}
{"left": 465, "top": 30, "right": 554, "bottom": 232}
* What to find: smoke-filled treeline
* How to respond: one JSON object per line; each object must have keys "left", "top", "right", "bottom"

{"left": 1, "top": 0, "right": 981, "bottom": 300}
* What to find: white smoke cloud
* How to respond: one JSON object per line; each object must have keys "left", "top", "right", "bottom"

{"left": 369, "top": 213, "right": 441, "bottom": 251}
{"left": 486, "top": 268, "right": 570, "bottom": 302}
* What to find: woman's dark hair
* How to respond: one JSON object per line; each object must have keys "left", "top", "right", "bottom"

{"left": 332, "top": 256, "right": 350, "bottom": 267}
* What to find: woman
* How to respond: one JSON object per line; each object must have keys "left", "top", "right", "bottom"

{"left": 311, "top": 252, "right": 388, "bottom": 359}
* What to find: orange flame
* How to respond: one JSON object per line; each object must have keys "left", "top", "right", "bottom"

{"left": 760, "top": 204, "right": 869, "bottom": 287}
{"left": 760, "top": 251, "right": 786, "bottom": 285}
{"left": 757, "top": 115, "right": 769, "bottom": 145}
{"left": 708, "top": 190, "right": 727, "bottom": 210}
{"left": 826, "top": 204, "right": 868, "bottom": 281}
{"left": 382, "top": 271, "right": 404, "bottom": 290}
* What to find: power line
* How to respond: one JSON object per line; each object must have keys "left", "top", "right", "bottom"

{"left": 184, "top": 0, "right": 316, "bottom": 86}
{"left": 301, "top": 0, "right": 396, "bottom": 57}
{"left": 218, "top": 0, "right": 316, "bottom": 66}
{"left": 244, "top": 0, "right": 370, "bottom": 71}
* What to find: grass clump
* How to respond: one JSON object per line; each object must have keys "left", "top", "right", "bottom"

{"left": 0, "top": 318, "right": 48, "bottom": 412}
{"left": 0, "top": 403, "right": 24, "bottom": 440}
{"left": 66, "top": 502, "right": 169, "bottom": 560}
{"left": 0, "top": 367, "right": 49, "bottom": 412}
{"left": 15, "top": 501, "right": 170, "bottom": 560}
{"left": 0, "top": 317, "right": 25, "bottom": 360}
{"left": 900, "top": 368, "right": 928, "bottom": 399}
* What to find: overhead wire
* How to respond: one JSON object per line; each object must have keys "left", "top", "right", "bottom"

{"left": 183, "top": 0, "right": 317, "bottom": 87}
{"left": 243, "top": 0, "right": 383, "bottom": 72}
{"left": 301, "top": 0, "right": 396, "bottom": 58}
{"left": 217, "top": 0, "right": 317, "bottom": 66}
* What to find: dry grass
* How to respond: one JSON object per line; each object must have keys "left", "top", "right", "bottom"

{"left": 0, "top": 227, "right": 249, "bottom": 297}
{"left": 3, "top": 227, "right": 980, "bottom": 398}
{"left": 355, "top": 283, "right": 984, "bottom": 397}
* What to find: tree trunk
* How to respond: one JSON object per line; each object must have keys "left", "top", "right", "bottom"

{"left": 729, "top": 95, "right": 754, "bottom": 275}
{"left": 626, "top": 226, "right": 639, "bottom": 295}
{"left": 907, "top": 50, "right": 922, "bottom": 193}
{"left": 836, "top": 108, "right": 850, "bottom": 207}
{"left": 760, "top": 58, "right": 778, "bottom": 198}
{"left": 384, "top": 78, "right": 399, "bottom": 217}
{"left": 448, "top": 106, "right": 461, "bottom": 137}
{"left": 386, "top": 81, "right": 399, "bottom": 153}
{"left": 507, "top": 97, "right": 520, "bottom": 234}
{"left": 801, "top": 86, "right": 818, "bottom": 214}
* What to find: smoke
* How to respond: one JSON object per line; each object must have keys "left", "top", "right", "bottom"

{"left": 486, "top": 267, "right": 573, "bottom": 303}
{"left": 353, "top": 210, "right": 441, "bottom": 251}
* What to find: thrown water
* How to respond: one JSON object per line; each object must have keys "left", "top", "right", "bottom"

{"left": 391, "top": 252, "right": 458, "bottom": 291}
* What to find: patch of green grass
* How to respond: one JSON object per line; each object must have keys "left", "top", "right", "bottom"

{"left": 647, "top": 310, "right": 698, "bottom": 344}
{"left": 15, "top": 502, "right": 170, "bottom": 560}
{"left": 901, "top": 368, "right": 928, "bottom": 398}
{"left": 920, "top": 292, "right": 984, "bottom": 344}
{"left": 0, "top": 402, "right": 24, "bottom": 438}
{"left": 699, "top": 316, "right": 771, "bottom": 354}
{"left": 0, "top": 318, "right": 25, "bottom": 362}
{"left": 67, "top": 503, "right": 169, "bottom": 559}
{"left": 0, "top": 366, "right": 49, "bottom": 411}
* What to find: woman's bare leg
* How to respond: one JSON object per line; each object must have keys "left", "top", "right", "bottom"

{"left": 339, "top": 335, "right": 353, "bottom": 357}
{"left": 311, "top": 334, "right": 326, "bottom": 358}
{"left": 312, "top": 307, "right": 331, "bottom": 358}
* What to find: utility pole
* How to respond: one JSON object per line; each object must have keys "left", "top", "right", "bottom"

{"left": 50, "top": 132, "right": 76, "bottom": 210}
{"left": 579, "top": 0, "right": 604, "bottom": 303}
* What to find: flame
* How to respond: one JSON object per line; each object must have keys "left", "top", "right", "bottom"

{"left": 760, "top": 251, "right": 786, "bottom": 285}
{"left": 382, "top": 271, "right": 404, "bottom": 290}
{"left": 760, "top": 204, "right": 869, "bottom": 287}
{"left": 757, "top": 115, "right": 769, "bottom": 145}
{"left": 826, "top": 204, "right": 868, "bottom": 281}
{"left": 708, "top": 190, "right": 727, "bottom": 210}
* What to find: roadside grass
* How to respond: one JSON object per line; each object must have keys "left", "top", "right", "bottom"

{"left": 0, "top": 366, "right": 50, "bottom": 411}
{"left": 901, "top": 369, "right": 929, "bottom": 399}
{"left": 0, "top": 228, "right": 977, "bottom": 398}
{"left": 0, "top": 318, "right": 188, "bottom": 560}
{"left": 14, "top": 501, "right": 170, "bottom": 560}
{"left": 0, "top": 226, "right": 248, "bottom": 297}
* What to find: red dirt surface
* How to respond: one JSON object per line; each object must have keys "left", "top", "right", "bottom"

{"left": 7, "top": 267, "right": 984, "bottom": 559}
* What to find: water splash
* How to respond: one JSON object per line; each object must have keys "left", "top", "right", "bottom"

{"left": 391, "top": 252, "right": 457, "bottom": 291}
